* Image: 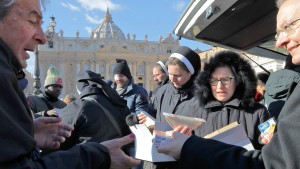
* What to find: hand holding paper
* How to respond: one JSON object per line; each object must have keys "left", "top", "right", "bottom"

{"left": 129, "top": 122, "right": 176, "bottom": 162}
{"left": 54, "top": 108, "right": 63, "bottom": 117}
{"left": 153, "top": 130, "right": 173, "bottom": 147}
{"left": 128, "top": 112, "right": 205, "bottom": 162}
{"left": 137, "top": 111, "right": 156, "bottom": 128}
{"left": 258, "top": 118, "right": 276, "bottom": 144}
{"left": 173, "top": 125, "right": 192, "bottom": 136}
{"left": 156, "top": 131, "right": 190, "bottom": 160}
{"left": 163, "top": 112, "right": 206, "bottom": 131}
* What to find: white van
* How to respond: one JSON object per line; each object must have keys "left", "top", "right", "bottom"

{"left": 173, "top": 0, "right": 288, "bottom": 60}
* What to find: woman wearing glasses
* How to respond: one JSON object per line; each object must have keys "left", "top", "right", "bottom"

{"left": 182, "top": 50, "right": 270, "bottom": 150}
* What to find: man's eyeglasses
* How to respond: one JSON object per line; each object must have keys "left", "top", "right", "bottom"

{"left": 275, "top": 18, "right": 300, "bottom": 40}
{"left": 209, "top": 77, "right": 235, "bottom": 86}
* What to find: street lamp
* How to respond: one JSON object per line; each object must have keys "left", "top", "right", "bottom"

{"left": 32, "top": 16, "right": 56, "bottom": 95}
{"left": 47, "top": 16, "right": 56, "bottom": 48}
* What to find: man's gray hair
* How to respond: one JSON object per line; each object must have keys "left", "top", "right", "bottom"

{"left": 0, "top": 0, "right": 46, "bottom": 21}
{"left": 276, "top": 0, "right": 286, "bottom": 8}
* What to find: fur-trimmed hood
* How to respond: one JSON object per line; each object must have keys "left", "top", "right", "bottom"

{"left": 194, "top": 50, "right": 257, "bottom": 108}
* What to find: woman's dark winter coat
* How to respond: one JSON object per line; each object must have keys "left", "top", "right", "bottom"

{"left": 179, "top": 81, "right": 300, "bottom": 169}
{"left": 181, "top": 51, "right": 270, "bottom": 150}
{"left": 182, "top": 97, "right": 269, "bottom": 150}
{"left": 153, "top": 78, "right": 195, "bottom": 123}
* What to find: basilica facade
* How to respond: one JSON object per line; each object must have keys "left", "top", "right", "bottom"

{"left": 36, "top": 9, "right": 180, "bottom": 97}
{"left": 28, "top": 9, "right": 285, "bottom": 98}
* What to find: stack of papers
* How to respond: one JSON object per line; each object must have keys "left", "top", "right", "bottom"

{"left": 204, "top": 122, "right": 254, "bottom": 151}
{"left": 129, "top": 113, "right": 206, "bottom": 162}
{"left": 129, "top": 122, "right": 175, "bottom": 162}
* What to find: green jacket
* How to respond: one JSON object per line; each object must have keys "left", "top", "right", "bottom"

{"left": 29, "top": 93, "right": 66, "bottom": 116}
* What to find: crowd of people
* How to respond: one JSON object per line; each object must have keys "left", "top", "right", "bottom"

{"left": 156, "top": 0, "right": 300, "bottom": 169}
{"left": 1, "top": 0, "right": 300, "bottom": 169}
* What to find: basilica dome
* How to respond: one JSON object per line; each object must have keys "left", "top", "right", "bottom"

{"left": 93, "top": 8, "right": 126, "bottom": 40}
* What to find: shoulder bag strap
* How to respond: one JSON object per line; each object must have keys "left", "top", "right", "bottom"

{"left": 83, "top": 97, "right": 123, "bottom": 137}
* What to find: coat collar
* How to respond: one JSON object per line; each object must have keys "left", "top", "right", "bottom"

{"left": 205, "top": 97, "right": 241, "bottom": 109}
{"left": 0, "top": 38, "right": 23, "bottom": 75}
{"left": 113, "top": 78, "right": 134, "bottom": 95}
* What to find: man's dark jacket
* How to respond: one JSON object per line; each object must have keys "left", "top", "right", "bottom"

{"left": 0, "top": 38, "right": 111, "bottom": 169}
{"left": 60, "top": 70, "right": 131, "bottom": 150}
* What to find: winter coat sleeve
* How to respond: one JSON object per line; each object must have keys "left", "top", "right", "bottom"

{"left": 150, "top": 91, "right": 159, "bottom": 118}
{"left": 28, "top": 95, "right": 48, "bottom": 116}
{"left": 261, "top": 82, "right": 300, "bottom": 169}
{"left": 133, "top": 91, "right": 149, "bottom": 114}
{"left": 180, "top": 136, "right": 264, "bottom": 169}
{"left": 126, "top": 85, "right": 149, "bottom": 114}
{"left": 2, "top": 142, "right": 111, "bottom": 169}
{"left": 147, "top": 98, "right": 156, "bottom": 118}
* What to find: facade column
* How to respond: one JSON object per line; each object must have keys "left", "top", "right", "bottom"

{"left": 40, "top": 61, "right": 46, "bottom": 89}
{"left": 76, "top": 62, "right": 81, "bottom": 75}
{"left": 59, "top": 62, "right": 65, "bottom": 97}
{"left": 144, "top": 61, "right": 149, "bottom": 90}
{"left": 129, "top": 61, "right": 135, "bottom": 82}
{"left": 105, "top": 60, "right": 110, "bottom": 80}
{"left": 91, "top": 61, "right": 96, "bottom": 72}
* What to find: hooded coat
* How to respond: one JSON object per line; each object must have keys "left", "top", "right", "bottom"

{"left": 179, "top": 76, "right": 300, "bottom": 169}
{"left": 0, "top": 38, "right": 111, "bottom": 168}
{"left": 180, "top": 51, "right": 270, "bottom": 150}
{"left": 60, "top": 71, "right": 131, "bottom": 150}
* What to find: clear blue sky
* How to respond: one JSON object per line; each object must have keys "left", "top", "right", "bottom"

{"left": 27, "top": 0, "right": 211, "bottom": 73}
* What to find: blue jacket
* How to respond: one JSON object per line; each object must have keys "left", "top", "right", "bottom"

{"left": 113, "top": 79, "right": 149, "bottom": 114}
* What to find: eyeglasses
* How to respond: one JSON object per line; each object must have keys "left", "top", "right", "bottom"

{"left": 275, "top": 18, "right": 300, "bottom": 40}
{"left": 209, "top": 77, "right": 235, "bottom": 86}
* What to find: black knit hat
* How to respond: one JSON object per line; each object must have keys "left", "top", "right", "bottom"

{"left": 113, "top": 59, "right": 132, "bottom": 79}
{"left": 170, "top": 46, "right": 200, "bottom": 75}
